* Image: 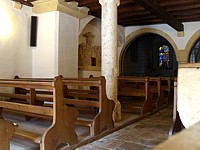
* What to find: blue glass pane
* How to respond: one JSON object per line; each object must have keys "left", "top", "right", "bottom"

{"left": 159, "top": 45, "right": 170, "bottom": 68}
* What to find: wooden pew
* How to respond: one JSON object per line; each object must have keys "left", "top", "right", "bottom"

{"left": 0, "top": 119, "right": 15, "bottom": 150}
{"left": 0, "top": 76, "right": 78, "bottom": 150}
{"left": 118, "top": 76, "right": 152, "bottom": 115}
{"left": 62, "top": 76, "right": 114, "bottom": 136}
{"left": 160, "top": 77, "right": 173, "bottom": 105}
{"left": 149, "top": 76, "right": 162, "bottom": 110}
{"left": 13, "top": 75, "right": 114, "bottom": 137}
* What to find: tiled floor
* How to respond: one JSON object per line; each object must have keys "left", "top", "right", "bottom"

{"left": 8, "top": 105, "right": 173, "bottom": 150}
{"left": 76, "top": 105, "right": 173, "bottom": 150}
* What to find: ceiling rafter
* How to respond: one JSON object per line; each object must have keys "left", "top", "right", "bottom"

{"left": 159, "top": 0, "right": 200, "bottom": 7}
{"left": 118, "top": 11, "right": 151, "bottom": 19}
{"left": 120, "top": 19, "right": 163, "bottom": 26}
{"left": 19, "top": 0, "right": 200, "bottom": 30}
{"left": 12, "top": 0, "right": 34, "bottom": 7}
{"left": 134, "top": 0, "right": 183, "bottom": 31}
{"left": 120, "top": 15, "right": 157, "bottom": 22}
{"left": 172, "top": 9, "right": 200, "bottom": 16}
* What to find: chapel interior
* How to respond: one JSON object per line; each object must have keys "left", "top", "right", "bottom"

{"left": 1, "top": 0, "right": 200, "bottom": 150}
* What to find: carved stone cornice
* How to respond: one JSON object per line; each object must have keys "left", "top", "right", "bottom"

{"left": 32, "top": 0, "right": 89, "bottom": 18}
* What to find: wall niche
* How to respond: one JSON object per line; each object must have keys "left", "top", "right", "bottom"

{"left": 78, "top": 32, "right": 101, "bottom": 71}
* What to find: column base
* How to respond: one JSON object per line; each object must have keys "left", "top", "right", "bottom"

{"left": 113, "top": 100, "right": 121, "bottom": 121}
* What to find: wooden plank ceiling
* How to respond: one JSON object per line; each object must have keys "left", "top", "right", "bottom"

{"left": 14, "top": 0, "right": 200, "bottom": 31}
{"left": 65, "top": 0, "right": 200, "bottom": 31}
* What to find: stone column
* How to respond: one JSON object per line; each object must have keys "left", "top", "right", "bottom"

{"left": 99, "top": 0, "right": 121, "bottom": 121}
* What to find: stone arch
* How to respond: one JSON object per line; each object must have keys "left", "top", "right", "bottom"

{"left": 79, "top": 15, "right": 96, "bottom": 34}
{"left": 185, "top": 29, "right": 200, "bottom": 62}
{"left": 119, "top": 28, "right": 178, "bottom": 74}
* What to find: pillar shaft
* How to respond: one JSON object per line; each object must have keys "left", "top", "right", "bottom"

{"left": 99, "top": 0, "right": 121, "bottom": 121}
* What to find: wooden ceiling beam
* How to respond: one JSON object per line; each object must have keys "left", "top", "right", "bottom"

{"left": 172, "top": 9, "right": 200, "bottom": 16}
{"left": 118, "top": 11, "right": 151, "bottom": 19}
{"left": 176, "top": 14, "right": 200, "bottom": 20}
{"left": 78, "top": 0, "right": 98, "bottom": 6}
{"left": 159, "top": 0, "right": 200, "bottom": 7}
{"left": 134, "top": 0, "right": 183, "bottom": 31}
{"left": 120, "top": 0, "right": 135, "bottom": 5}
{"left": 119, "top": 19, "right": 163, "bottom": 27}
{"left": 166, "top": 4, "right": 200, "bottom": 12}
{"left": 12, "top": 0, "right": 34, "bottom": 7}
{"left": 119, "top": 15, "right": 157, "bottom": 22}
{"left": 65, "top": 0, "right": 78, "bottom": 2}
{"left": 118, "top": 5, "right": 145, "bottom": 13}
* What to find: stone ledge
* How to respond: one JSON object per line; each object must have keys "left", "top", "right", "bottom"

{"left": 78, "top": 66, "right": 101, "bottom": 71}
{"left": 32, "top": 0, "right": 89, "bottom": 18}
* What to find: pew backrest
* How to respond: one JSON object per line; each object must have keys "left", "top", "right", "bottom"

{"left": 62, "top": 76, "right": 114, "bottom": 136}
{"left": 12, "top": 75, "right": 114, "bottom": 137}
{"left": 161, "top": 77, "right": 172, "bottom": 104}
{"left": 149, "top": 76, "right": 162, "bottom": 110}
{"left": 0, "top": 76, "right": 78, "bottom": 150}
{"left": 118, "top": 76, "right": 152, "bottom": 115}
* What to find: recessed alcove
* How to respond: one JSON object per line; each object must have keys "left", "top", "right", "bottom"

{"left": 121, "top": 33, "right": 178, "bottom": 77}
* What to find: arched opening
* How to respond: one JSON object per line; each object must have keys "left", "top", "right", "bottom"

{"left": 188, "top": 37, "right": 200, "bottom": 63}
{"left": 78, "top": 18, "right": 101, "bottom": 78}
{"left": 120, "top": 33, "right": 178, "bottom": 77}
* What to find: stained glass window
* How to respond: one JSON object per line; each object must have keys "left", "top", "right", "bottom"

{"left": 159, "top": 45, "right": 170, "bottom": 68}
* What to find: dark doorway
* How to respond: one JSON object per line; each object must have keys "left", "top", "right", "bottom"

{"left": 120, "top": 33, "right": 178, "bottom": 77}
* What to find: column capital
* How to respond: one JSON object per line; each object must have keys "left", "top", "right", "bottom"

{"left": 99, "top": 0, "right": 120, "bottom": 7}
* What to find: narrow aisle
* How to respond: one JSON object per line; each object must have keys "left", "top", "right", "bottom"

{"left": 76, "top": 105, "right": 173, "bottom": 150}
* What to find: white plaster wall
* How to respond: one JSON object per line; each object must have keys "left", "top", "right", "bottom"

{"left": 58, "top": 12, "right": 79, "bottom": 77}
{"left": 0, "top": 0, "right": 33, "bottom": 78}
{"left": 125, "top": 22, "right": 200, "bottom": 50}
{"left": 118, "top": 25, "right": 125, "bottom": 48}
{"left": 32, "top": 11, "right": 79, "bottom": 78}
{"left": 117, "top": 25, "right": 125, "bottom": 75}
{"left": 32, "top": 11, "right": 57, "bottom": 77}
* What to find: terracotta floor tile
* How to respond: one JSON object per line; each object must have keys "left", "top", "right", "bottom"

{"left": 144, "top": 139, "right": 164, "bottom": 147}
{"left": 77, "top": 105, "right": 173, "bottom": 150}
{"left": 115, "top": 142, "right": 146, "bottom": 150}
